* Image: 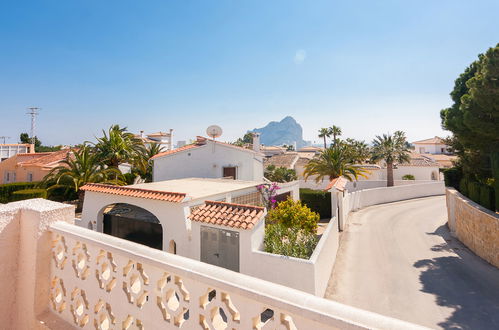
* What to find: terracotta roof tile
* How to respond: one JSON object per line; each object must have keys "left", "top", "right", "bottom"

{"left": 19, "top": 149, "right": 73, "bottom": 167}
{"left": 188, "top": 200, "right": 265, "bottom": 230}
{"left": 150, "top": 143, "right": 201, "bottom": 160}
{"left": 325, "top": 177, "right": 348, "bottom": 192}
{"left": 80, "top": 183, "right": 186, "bottom": 203}
{"left": 412, "top": 136, "right": 445, "bottom": 144}
{"left": 263, "top": 153, "right": 299, "bottom": 169}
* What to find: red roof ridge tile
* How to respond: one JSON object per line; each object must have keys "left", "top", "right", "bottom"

{"left": 80, "top": 183, "right": 186, "bottom": 203}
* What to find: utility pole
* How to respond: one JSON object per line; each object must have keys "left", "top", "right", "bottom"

{"left": 26, "top": 107, "right": 40, "bottom": 144}
{"left": 0, "top": 136, "right": 10, "bottom": 144}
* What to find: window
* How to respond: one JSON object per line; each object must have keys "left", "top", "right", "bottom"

{"left": 223, "top": 166, "right": 237, "bottom": 180}
{"left": 27, "top": 172, "right": 33, "bottom": 182}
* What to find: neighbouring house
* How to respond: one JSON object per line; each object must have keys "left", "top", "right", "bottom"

{"left": 79, "top": 178, "right": 299, "bottom": 272}
{"left": 134, "top": 129, "right": 173, "bottom": 150}
{"left": 0, "top": 149, "right": 72, "bottom": 184}
{"left": 297, "top": 146, "right": 323, "bottom": 154}
{"left": 412, "top": 136, "right": 450, "bottom": 155}
{"left": 263, "top": 152, "right": 299, "bottom": 170}
{"left": 260, "top": 145, "right": 286, "bottom": 157}
{"left": 151, "top": 136, "right": 264, "bottom": 182}
{"left": 0, "top": 143, "right": 34, "bottom": 162}
{"left": 422, "top": 153, "right": 458, "bottom": 168}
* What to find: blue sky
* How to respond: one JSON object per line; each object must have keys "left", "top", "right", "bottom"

{"left": 0, "top": 0, "right": 498, "bottom": 146}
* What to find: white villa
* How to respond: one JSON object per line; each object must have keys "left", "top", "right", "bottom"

{"left": 135, "top": 129, "right": 174, "bottom": 150}
{"left": 152, "top": 136, "right": 264, "bottom": 182}
{"left": 412, "top": 136, "right": 450, "bottom": 154}
{"left": 0, "top": 143, "right": 34, "bottom": 162}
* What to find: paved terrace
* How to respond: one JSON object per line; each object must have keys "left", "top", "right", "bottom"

{"left": 326, "top": 196, "right": 499, "bottom": 329}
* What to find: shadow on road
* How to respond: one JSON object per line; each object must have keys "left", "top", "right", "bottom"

{"left": 414, "top": 225, "right": 499, "bottom": 329}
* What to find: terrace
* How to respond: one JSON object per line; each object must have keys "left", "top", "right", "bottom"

{"left": 0, "top": 198, "right": 423, "bottom": 329}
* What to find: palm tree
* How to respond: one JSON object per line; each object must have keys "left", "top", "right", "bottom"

{"left": 93, "top": 125, "right": 141, "bottom": 168}
{"left": 344, "top": 138, "right": 370, "bottom": 163}
{"left": 329, "top": 125, "right": 342, "bottom": 146}
{"left": 133, "top": 143, "right": 165, "bottom": 182}
{"left": 371, "top": 131, "right": 411, "bottom": 187}
{"left": 40, "top": 145, "right": 124, "bottom": 210}
{"left": 303, "top": 144, "right": 367, "bottom": 183}
{"left": 318, "top": 128, "right": 331, "bottom": 149}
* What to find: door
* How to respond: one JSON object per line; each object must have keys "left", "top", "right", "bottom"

{"left": 222, "top": 167, "right": 237, "bottom": 179}
{"left": 200, "top": 226, "right": 239, "bottom": 272}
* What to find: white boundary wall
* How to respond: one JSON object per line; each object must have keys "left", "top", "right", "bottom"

{"left": 246, "top": 216, "right": 340, "bottom": 296}
{"left": 336, "top": 182, "right": 445, "bottom": 230}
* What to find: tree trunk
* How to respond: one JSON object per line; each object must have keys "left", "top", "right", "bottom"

{"left": 323, "top": 136, "right": 327, "bottom": 149}
{"left": 387, "top": 162, "right": 394, "bottom": 187}
{"left": 77, "top": 190, "right": 85, "bottom": 213}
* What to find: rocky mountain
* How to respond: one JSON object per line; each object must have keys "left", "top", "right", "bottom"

{"left": 250, "top": 116, "right": 307, "bottom": 148}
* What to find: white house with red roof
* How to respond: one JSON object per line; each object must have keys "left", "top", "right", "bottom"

{"left": 151, "top": 136, "right": 264, "bottom": 182}
{"left": 412, "top": 136, "right": 450, "bottom": 154}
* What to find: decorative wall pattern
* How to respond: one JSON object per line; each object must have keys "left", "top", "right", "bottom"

{"left": 48, "top": 229, "right": 308, "bottom": 330}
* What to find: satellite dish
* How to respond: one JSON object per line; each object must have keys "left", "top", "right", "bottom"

{"left": 206, "top": 125, "right": 223, "bottom": 139}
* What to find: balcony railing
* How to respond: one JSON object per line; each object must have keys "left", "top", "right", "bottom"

{"left": 1, "top": 199, "right": 426, "bottom": 329}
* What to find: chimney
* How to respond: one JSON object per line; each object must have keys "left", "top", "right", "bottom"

{"left": 29, "top": 143, "right": 35, "bottom": 154}
{"left": 140, "top": 130, "right": 144, "bottom": 138}
{"left": 169, "top": 129, "right": 173, "bottom": 150}
{"left": 252, "top": 133, "right": 261, "bottom": 153}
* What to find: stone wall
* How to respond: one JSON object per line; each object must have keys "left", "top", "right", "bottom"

{"left": 446, "top": 188, "right": 499, "bottom": 268}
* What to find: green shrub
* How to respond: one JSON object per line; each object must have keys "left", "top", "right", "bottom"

{"left": 266, "top": 198, "right": 319, "bottom": 233}
{"left": 299, "top": 188, "right": 332, "bottom": 219}
{"left": 479, "top": 184, "right": 495, "bottom": 211}
{"left": 11, "top": 188, "right": 47, "bottom": 201}
{"left": 443, "top": 167, "right": 462, "bottom": 189}
{"left": 0, "top": 182, "right": 39, "bottom": 203}
{"left": 402, "top": 174, "right": 415, "bottom": 180}
{"left": 468, "top": 181, "right": 481, "bottom": 204}
{"left": 264, "top": 223, "right": 319, "bottom": 259}
{"left": 459, "top": 178, "right": 469, "bottom": 196}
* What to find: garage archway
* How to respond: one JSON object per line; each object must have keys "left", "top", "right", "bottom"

{"left": 102, "top": 203, "right": 163, "bottom": 250}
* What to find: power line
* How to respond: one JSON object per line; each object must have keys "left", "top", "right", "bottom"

{"left": 26, "top": 107, "right": 40, "bottom": 144}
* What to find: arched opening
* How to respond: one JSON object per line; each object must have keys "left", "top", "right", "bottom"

{"left": 103, "top": 203, "right": 162, "bottom": 250}
{"left": 169, "top": 240, "right": 177, "bottom": 254}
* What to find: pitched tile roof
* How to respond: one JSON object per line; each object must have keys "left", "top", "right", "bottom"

{"left": 264, "top": 153, "right": 299, "bottom": 169}
{"left": 80, "top": 183, "right": 186, "bottom": 203}
{"left": 412, "top": 136, "right": 445, "bottom": 144}
{"left": 325, "top": 177, "right": 348, "bottom": 192}
{"left": 397, "top": 152, "right": 440, "bottom": 167}
{"left": 19, "top": 149, "right": 73, "bottom": 168}
{"left": 188, "top": 200, "right": 265, "bottom": 230}
{"left": 151, "top": 136, "right": 261, "bottom": 160}
{"left": 150, "top": 143, "right": 200, "bottom": 160}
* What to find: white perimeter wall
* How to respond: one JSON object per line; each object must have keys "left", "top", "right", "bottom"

{"left": 337, "top": 182, "right": 445, "bottom": 230}
{"left": 244, "top": 216, "right": 339, "bottom": 296}
{"left": 153, "top": 142, "right": 264, "bottom": 182}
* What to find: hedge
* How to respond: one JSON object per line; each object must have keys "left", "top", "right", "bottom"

{"left": 459, "top": 178, "right": 469, "bottom": 196}
{"left": 479, "top": 184, "right": 495, "bottom": 211}
{"left": 443, "top": 167, "right": 461, "bottom": 189}
{"left": 0, "top": 182, "right": 39, "bottom": 203}
{"left": 468, "top": 182, "right": 481, "bottom": 204}
{"left": 11, "top": 188, "right": 47, "bottom": 202}
{"left": 299, "top": 188, "right": 332, "bottom": 219}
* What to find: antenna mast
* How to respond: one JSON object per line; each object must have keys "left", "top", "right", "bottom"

{"left": 26, "top": 107, "right": 40, "bottom": 144}
{"left": 0, "top": 136, "right": 10, "bottom": 144}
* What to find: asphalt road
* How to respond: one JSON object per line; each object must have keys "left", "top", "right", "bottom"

{"left": 325, "top": 196, "right": 499, "bottom": 329}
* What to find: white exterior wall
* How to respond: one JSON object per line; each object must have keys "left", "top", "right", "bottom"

{"left": 153, "top": 141, "right": 264, "bottom": 182}
{"left": 414, "top": 143, "right": 448, "bottom": 154}
{"left": 81, "top": 192, "right": 195, "bottom": 258}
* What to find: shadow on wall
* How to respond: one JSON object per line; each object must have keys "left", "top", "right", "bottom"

{"left": 413, "top": 225, "right": 499, "bottom": 329}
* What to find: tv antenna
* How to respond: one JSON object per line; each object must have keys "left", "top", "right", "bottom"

{"left": 0, "top": 136, "right": 10, "bottom": 144}
{"left": 26, "top": 107, "right": 40, "bottom": 144}
{"left": 206, "top": 125, "right": 223, "bottom": 140}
